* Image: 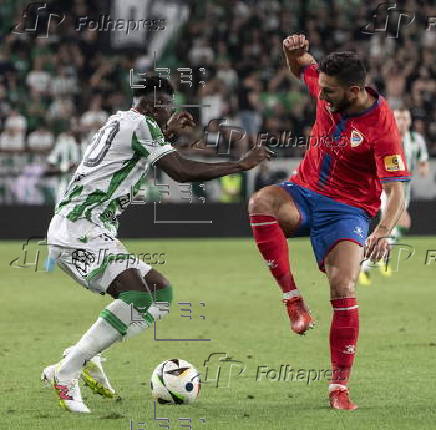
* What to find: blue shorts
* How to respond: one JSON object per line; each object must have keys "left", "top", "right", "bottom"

{"left": 277, "top": 182, "right": 371, "bottom": 272}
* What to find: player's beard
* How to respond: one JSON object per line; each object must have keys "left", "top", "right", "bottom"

{"left": 328, "top": 96, "right": 353, "bottom": 113}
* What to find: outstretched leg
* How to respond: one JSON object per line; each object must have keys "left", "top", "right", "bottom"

{"left": 50, "top": 268, "right": 171, "bottom": 413}
{"left": 248, "top": 185, "right": 313, "bottom": 335}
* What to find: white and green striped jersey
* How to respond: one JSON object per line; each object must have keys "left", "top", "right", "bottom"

{"left": 55, "top": 110, "right": 175, "bottom": 235}
{"left": 403, "top": 131, "right": 428, "bottom": 174}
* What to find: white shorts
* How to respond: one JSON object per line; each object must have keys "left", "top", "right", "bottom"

{"left": 47, "top": 215, "right": 152, "bottom": 295}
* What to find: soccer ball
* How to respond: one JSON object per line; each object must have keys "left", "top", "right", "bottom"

{"left": 150, "top": 359, "right": 201, "bottom": 404}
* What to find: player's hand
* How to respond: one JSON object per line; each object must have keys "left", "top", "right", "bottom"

{"left": 283, "top": 34, "right": 309, "bottom": 59}
{"left": 238, "top": 145, "right": 274, "bottom": 171}
{"left": 364, "top": 227, "right": 391, "bottom": 263}
{"left": 166, "top": 111, "right": 196, "bottom": 136}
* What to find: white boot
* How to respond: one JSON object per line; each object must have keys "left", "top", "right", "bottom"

{"left": 62, "top": 346, "right": 117, "bottom": 399}
{"left": 41, "top": 364, "right": 91, "bottom": 413}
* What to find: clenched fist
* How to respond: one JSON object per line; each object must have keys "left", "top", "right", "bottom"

{"left": 166, "top": 111, "right": 196, "bottom": 137}
{"left": 283, "top": 34, "right": 309, "bottom": 58}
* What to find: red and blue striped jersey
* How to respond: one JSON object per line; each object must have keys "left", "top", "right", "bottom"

{"left": 290, "top": 64, "right": 411, "bottom": 217}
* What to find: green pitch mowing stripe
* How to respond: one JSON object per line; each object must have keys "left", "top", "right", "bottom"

{"left": 0, "top": 238, "right": 436, "bottom": 429}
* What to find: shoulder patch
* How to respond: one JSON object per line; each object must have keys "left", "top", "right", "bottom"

{"left": 384, "top": 155, "right": 405, "bottom": 172}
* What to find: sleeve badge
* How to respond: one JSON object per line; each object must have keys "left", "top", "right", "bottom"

{"left": 384, "top": 155, "right": 405, "bottom": 172}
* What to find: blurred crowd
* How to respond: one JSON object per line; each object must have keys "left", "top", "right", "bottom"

{"left": 0, "top": 0, "right": 142, "bottom": 202}
{"left": 0, "top": 0, "right": 133, "bottom": 158}
{"left": 0, "top": 0, "right": 434, "bottom": 203}
{"left": 174, "top": 0, "right": 435, "bottom": 157}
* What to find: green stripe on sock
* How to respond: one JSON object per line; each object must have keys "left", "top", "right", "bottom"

{"left": 119, "top": 290, "right": 155, "bottom": 323}
{"left": 118, "top": 288, "right": 172, "bottom": 324}
{"left": 99, "top": 309, "right": 128, "bottom": 336}
{"left": 119, "top": 290, "right": 153, "bottom": 310}
{"left": 155, "top": 285, "right": 173, "bottom": 304}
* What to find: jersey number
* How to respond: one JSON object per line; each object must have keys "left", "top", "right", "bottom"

{"left": 83, "top": 120, "right": 120, "bottom": 167}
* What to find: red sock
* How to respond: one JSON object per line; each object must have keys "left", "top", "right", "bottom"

{"left": 329, "top": 297, "right": 359, "bottom": 386}
{"left": 249, "top": 214, "right": 297, "bottom": 294}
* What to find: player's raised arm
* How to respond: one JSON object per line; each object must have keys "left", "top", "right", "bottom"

{"left": 156, "top": 144, "right": 273, "bottom": 183}
{"left": 283, "top": 34, "right": 317, "bottom": 78}
{"left": 154, "top": 108, "right": 272, "bottom": 182}
{"left": 130, "top": 76, "right": 272, "bottom": 182}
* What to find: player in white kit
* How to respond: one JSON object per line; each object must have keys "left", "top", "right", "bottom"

{"left": 42, "top": 76, "right": 272, "bottom": 413}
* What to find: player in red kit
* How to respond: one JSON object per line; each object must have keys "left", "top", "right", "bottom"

{"left": 248, "top": 35, "right": 410, "bottom": 410}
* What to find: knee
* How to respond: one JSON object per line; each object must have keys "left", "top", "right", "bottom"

{"left": 329, "top": 272, "right": 357, "bottom": 299}
{"left": 117, "top": 286, "right": 172, "bottom": 325}
{"left": 144, "top": 269, "right": 171, "bottom": 294}
{"left": 145, "top": 281, "right": 173, "bottom": 322}
{"left": 248, "top": 187, "right": 277, "bottom": 215}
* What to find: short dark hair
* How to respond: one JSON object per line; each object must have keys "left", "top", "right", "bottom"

{"left": 132, "top": 75, "right": 174, "bottom": 98}
{"left": 319, "top": 52, "right": 366, "bottom": 87}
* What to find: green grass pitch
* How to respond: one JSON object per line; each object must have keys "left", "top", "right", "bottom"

{"left": 1, "top": 237, "right": 436, "bottom": 430}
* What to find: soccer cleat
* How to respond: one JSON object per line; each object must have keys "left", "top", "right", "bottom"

{"left": 41, "top": 364, "right": 91, "bottom": 413}
{"left": 358, "top": 270, "right": 371, "bottom": 285}
{"left": 81, "top": 354, "right": 117, "bottom": 399}
{"left": 283, "top": 296, "right": 314, "bottom": 335}
{"left": 41, "top": 364, "right": 57, "bottom": 386}
{"left": 329, "top": 386, "right": 358, "bottom": 410}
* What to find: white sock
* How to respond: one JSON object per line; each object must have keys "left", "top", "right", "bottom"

{"left": 56, "top": 298, "right": 163, "bottom": 381}
{"left": 329, "top": 383, "right": 347, "bottom": 392}
{"left": 123, "top": 302, "right": 170, "bottom": 340}
{"left": 124, "top": 320, "right": 149, "bottom": 340}
{"left": 283, "top": 289, "right": 301, "bottom": 299}
{"left": 56, "top": 318, "right": 121, "bottom": 383}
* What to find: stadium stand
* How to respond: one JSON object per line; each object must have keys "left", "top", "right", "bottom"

{"left": 0, "top": 0, "right": 434, "bottom": 204}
